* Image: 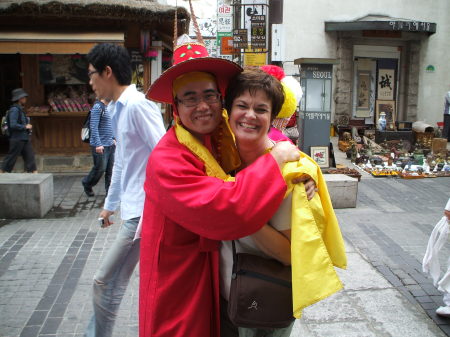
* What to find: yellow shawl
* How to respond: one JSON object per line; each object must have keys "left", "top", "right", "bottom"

{"left": 283, "top": 153, "right": 347, "bottom": 318}
{"left": 175, "top": 111, "right": 347, "bottom": 318}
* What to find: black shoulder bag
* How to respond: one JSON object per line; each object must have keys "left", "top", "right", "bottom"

{"left": 227, "top": 241, "right": 295, "bottom": 328}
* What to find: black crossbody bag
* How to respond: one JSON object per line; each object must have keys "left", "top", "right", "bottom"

{"left": 227, "top": 241, "right": 295, "bottom": 328}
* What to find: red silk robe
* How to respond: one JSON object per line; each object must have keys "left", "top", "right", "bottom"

{"left": 139, "top": 128, "right": 287, "bottom": 337}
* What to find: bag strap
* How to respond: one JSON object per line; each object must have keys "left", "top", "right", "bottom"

{"left": 231, "top": 240, "right": 238, "bottom": 275}
{"left": 8, "top": 106, "right": 22, "bottom": 125}
{"left": 99, "top": 102, "right": 105, "bottom": 122}
{"left": 237, "top": 269, "right": 292, "bottom": 288}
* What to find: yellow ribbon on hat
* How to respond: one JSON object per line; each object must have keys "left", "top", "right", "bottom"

{"left": 277, "top": 82, "right": 297, "bottom": 119}
{"left": 172, "top": 71, "right": 217, "bottom": 97}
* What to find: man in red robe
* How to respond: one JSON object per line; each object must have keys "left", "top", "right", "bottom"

{"left": 139, "top": 41, "right": 308, "bottom": 337}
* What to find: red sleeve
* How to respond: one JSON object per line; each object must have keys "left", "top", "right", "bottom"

{"left": 145, "top": 141, "right": 287, "bottom": 241}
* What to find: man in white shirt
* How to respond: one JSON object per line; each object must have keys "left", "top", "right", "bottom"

{"left": 83, "top": 43, "right": 165, "bottom": 337}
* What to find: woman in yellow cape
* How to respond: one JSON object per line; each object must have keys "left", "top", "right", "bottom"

{"left": 224, "top": 68, "right": 348, "bottom": 337}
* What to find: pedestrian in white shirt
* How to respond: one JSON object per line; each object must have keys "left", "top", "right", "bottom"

{"left": 423, "top": 198, "right": 450, "bottom": 317}
{"left": 83, "top": 43, "right": 165, "bottom": 337}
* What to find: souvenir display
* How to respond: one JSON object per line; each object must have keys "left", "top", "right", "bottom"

{"left": 337, "top": 124, "right": 449, "bottom": 180}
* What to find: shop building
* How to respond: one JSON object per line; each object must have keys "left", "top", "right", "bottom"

{"left": 277, "top": 0, "right": 449, "bottom": 132}
{"left": 0, "top": 0, "right": 188, "bottom": 170}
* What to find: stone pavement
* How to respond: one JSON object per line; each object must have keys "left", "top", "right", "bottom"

{"left": 0, "top": 171, "right": 449, "bottom": 337}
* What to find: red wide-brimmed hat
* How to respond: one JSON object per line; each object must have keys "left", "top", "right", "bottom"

{"left": 146, "top": 1, "right": 242, "bottom": 104}
{"left": 146, "top": 42, "right": 242, "bottom": 104}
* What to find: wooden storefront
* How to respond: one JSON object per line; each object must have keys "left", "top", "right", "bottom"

{"left": 0, "top": 0, "right": 188, "bottom": 155}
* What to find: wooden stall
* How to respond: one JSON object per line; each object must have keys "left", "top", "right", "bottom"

{"left": 0, "top": 0, "right": 188, "bottom": 155}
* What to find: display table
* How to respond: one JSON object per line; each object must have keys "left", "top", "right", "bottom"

{"left": 375, "top": 130, "right": 414, "bottom": 144}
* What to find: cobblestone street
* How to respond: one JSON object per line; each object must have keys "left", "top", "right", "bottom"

{"left": 0, "top": 173, "right": 449, "bottom": 337}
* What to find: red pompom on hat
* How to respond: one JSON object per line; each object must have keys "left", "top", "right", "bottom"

{"left": 260, "top": 65, "right": 285, "bottom": 81}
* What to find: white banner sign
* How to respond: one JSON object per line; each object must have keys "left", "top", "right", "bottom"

{"left": 218, "top": 16, "right": 233, "bottom": 32}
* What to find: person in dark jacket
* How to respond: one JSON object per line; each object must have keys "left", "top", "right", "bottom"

{"left": 0, "top": 88, "right": 37, "bottom": 173}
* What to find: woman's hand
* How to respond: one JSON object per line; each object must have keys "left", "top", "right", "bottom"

{"left": 270, "top": 141, "right": 300, "bottom": 168}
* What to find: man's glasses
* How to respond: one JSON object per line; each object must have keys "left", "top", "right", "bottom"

{"left": 87, "top": 70, "right": 99, "bottom": 79}
{"left": 176, "top": 92, "right": 221, "bottom": 108}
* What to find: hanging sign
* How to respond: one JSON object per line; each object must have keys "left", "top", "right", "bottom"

{"left": 233, "top": 29, "right": 248, "bottom": 49}
{"left": 244, "top": 52, "right": 266, "bottom": 66}
{"left": 250, "top": 14, "right": 266, "bottom": 49}
{"left": 218, "top": 4, "right": 232, "bottom": 16}
{"left": 221, "top": 36, "right": 236, "bottom": 55}
{"left": 218, "top": 16, "right": 233, "bottom": 32}
{"left": 377, "top": 68, "right": 395, "bottom": 100}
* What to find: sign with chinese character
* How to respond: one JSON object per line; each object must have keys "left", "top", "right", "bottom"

{"left": 241, "top": 1, "right": 267, "bottom": 50}
{"left": 233, "top": 29, "right": 248, "bottom": 49}
{"left": 218, "top": 4, "right": 232, "bottom": 16}
{"left": 204, "top": 38, "right": 218, "bottom": 57}
{"left": 244, "top": 52, "right": 266, "bottom": 66}
{"left": 377, "top": 68, "right": 395, "bottom": 100}
{"left": 218, "top": 16, "right": 233, "bottom": 32}
{"left": 189, "top": 18, "right": 216, "bottom": 37}
{"left": 250, "top": 15, "right": 266, "bottom": 49}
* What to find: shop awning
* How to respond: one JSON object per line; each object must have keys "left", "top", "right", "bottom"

{"left": 0, "top": 32, "right": 124, "bottom": 54}
{"left": 325, "top": 15, "right": 436, "bottom": 36}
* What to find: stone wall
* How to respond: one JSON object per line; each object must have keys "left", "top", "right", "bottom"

{"left": 334, "top": 36, "right": 353, "bottom": 124}
{"left": 333, "top": 36, "right": 421, "bottom": 126}
{"left": 0, "top": 154, "right": 92, "bottom": 173}
{"left": 406, "top": 41, "right": 421, "bottom": 122}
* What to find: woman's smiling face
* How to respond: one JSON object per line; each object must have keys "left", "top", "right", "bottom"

{"left": 229, "top": 89, "right": 272, "bottom": 145}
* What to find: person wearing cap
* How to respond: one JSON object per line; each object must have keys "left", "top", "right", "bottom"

{"left": 83, "top": 43, "right": 165, "bottom": 337}
{"left": 1, "top": 88, "right": 37, "bottom": 173}
{"left": 139, "top": 37, "right": 313, "bottom": 336}
{"left": 220, "top": 67, "right": 347, "bottom": 337}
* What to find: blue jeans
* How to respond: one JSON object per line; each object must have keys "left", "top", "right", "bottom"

{"left": 84, "top": 217, "right": 140, "bottom": 337}
{"left": 1, "top": 138, "right": 36, "bottom": 172}
{"left": 83, "top": 145, "right": 115, "bottom": 194}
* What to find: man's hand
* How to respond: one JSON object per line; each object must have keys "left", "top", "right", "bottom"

{"left": 25, "top": 124, "right": 32, "bottom": 130}
{"left": 292, "top": 174, "right": 317, "bottom": 200}
{"left": 96, "top": 146, "right": 104, "bottom": 154}
{"left": 303, "top": 178, "right": 317, "bottom": 200}
{"left": 99, "top": 209, "right": 114, "bottom": 228}
{"left": 270, "top": 141, "right": 300, "bottom": 168}
{"left": 445, "top": 210, "right": 450, "bottom": 221}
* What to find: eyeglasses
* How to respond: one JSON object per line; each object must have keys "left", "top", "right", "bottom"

{"left": 87, "top": 70, "right": 99, "bottom": 79}
{"left": 176, "top": 92, "right": 221, "bottom": 108}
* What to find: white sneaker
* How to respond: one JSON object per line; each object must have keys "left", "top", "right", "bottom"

{"left": 436, "top": 306, "right": 450, "bottom": 317}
